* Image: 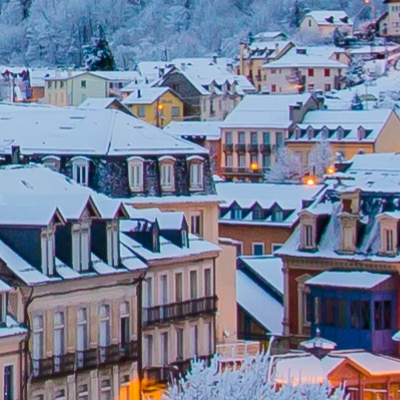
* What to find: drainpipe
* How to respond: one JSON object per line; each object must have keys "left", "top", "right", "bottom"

{"left": 23, "top": 287, "right": 35, "bottom": 400}
{"left": 136, "top": 273, "right": 146, "bottom": 400}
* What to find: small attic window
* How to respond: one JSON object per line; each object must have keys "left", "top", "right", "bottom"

{"left": 293, "top": 126, "right": 301, "bottom": 139}
{"left": 301, "top": 223, "right": 314, "bottom": 250}
{"left": 188, "top": 156, "right": 204, "bottom": 191}
{"left": 128, "top": 156, "right": 144, "bottom": 192}
{"left": 71, "top": 157, "right": 90, "bottom": 186}
{"left": 357, "top": 126, "right": 366, "bottom": 140}
{"left": 272, "top": 210, "right": 284, "bottom": 222}
{"left": 253, "top": 209, "right": 265, "bottom": 220}
{"left": 42, "top": 156, "right": 61, "bottom": 172}
{"left": 231, "top": 207, "right": 242, "bottom": 220}
{"left": 336, "top": 126, "right": 344, "bottom": 140}
{"left": 321, "top": 126, "right": 329, "bottom": 140}
{"left": 307, "top": 126, "right": 314, "bottom": 140}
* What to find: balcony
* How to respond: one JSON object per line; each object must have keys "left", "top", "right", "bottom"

{"left": 223, "top": 143, "right": 233, "bottom": 152}
{"left": 33, "top": 340, "right": 139, "bottom": 380}
{"left": 260, "top": 144, "right": 271, "bottom": 154}
{"left": 143, "top": 296, "right": 217, "bottom": 327}
{"left": 234, "top": 144, "right": 246, "bottom": 152}
{"left": 221, "top": 167, "right": 264, "bottom": 177}
{"left": 247, "top": 144, "right": 259, "bottom": 153}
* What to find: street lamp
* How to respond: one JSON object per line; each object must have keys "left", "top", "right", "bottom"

{"left": 250, "top": 162, "right": 258, "bottom": 171}
{"left": 326, "top": 166, "right": 335, "bottom": 175}
{"left": 156, "top": 102, "right": 164, "bottom": 127}
{"left": 306, "top": 176, "right": 316, "bottom": 186}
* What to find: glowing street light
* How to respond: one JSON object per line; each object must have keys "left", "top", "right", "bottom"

{"left": 306, "top": 176, "right": 316, "bottom": 186}
{"left": 250, "top": 162, "right": 258, "bottom": 171}
{"left": 326, "top": 166, "right": 335, "bottom": 175}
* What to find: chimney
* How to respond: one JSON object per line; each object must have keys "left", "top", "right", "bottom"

{"left": 158, "top": 68, "right": 165, "bottom": 78}
{"left": 67, "top": 68, "right": 72, "bottom": 77}
{"left": 137, "top": 89, "right": 141, "bottom": 98}
{"left": 180, "top": 62, "right": 186, "bottom": 71}
{"left": 11, "top": 145, "right": 20, "bottom": 164}
{"left": 275, "top": 42, "right": 280, "bottom": 54}
{"left": 296, "top": 48, "right": 307, "bottom": 55}
{"left": 212, "top": 53, "right": 218, "bottom": 64}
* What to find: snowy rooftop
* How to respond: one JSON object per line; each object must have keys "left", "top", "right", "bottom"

{"left": 239, "top": 256, "right": 283, "bottom": 295}
{"left": 221, "top": 93, "right": 315, "bottom": 129}
{"left": 245, "top": 40, "right": 293, "bottom": 59}
{"left": 0, "top": 103, "right": 207, "bottom": 156}
{"left": 124, "top": 207, "right": 185, "bottom": 230}
{"left": 78, "top": 97, "right": 123, "bottom": 110}
{"left": 304, "top": 10, "right": 353, "bottom": 25}
{"left": 216, "top": 181, "right": 325, "bottom": 227}
{"left": 236, "top": 270, "right": 283, "bottom": 335}
{"left": 163, "top": 121, "right": 222, "bottom": 140}
{"left": 300, "top": 333, "right": 337, "bottom": 350}
{"left": 263, "top": 46, "right": 348, "bottom": 69}
{"left": 90, "top": 70, "right": 141, "bottom": 82}
{"left": 0, "top": 315, "right": 27, "bottom": 339}
{"left": 252, "top": 31, "right": 287, "bottom": 41}
{"left": 288, "top": 108, "right": 393, "bottom": 143}
{"left": 122, "top": 87, "right": 171, "bottom": 105}
{"left": 306, "top": 271, "right": 391, "bottom": 289}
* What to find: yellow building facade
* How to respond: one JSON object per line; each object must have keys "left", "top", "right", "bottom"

{"left": 123, "top": 88, "right": 184, "bottom": 128}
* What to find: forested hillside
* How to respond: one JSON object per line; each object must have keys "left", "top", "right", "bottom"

{"left": 0, "top": 0, "right": 385, "bottom": 68}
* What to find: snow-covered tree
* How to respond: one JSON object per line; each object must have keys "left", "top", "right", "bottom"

{"left": 164, "top": 353, "right": 347, "bottom": 400}
{"left": 265, "top": 146, "right": 304, "bottom": 183}
{"left": 82, "top": 26, "right": 116, "bottom": 71}
{"left": 307, "top": 139, "right": 334, "bottom": 179}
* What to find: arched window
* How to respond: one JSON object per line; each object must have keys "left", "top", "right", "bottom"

{"left": 306, "top": 126, "right": 314, "bottom": 140}
{"left": 320, "top": 126, "right": 329, "bottom": 140}
{"left": 357, "top": 126, "right": 366, "bottom": 140}
{"left": 293, "top": 126, "right": 301, "bottom": 139}
{"left": 188, "top": 156, "right": 204, "bottom": 191}
{"left": 159, "top": 156, "right": 175, "bottom": 191}
{"left": 336, "top": 126, "right": 344, "bottom": 140}
{"left": 128, "top": 157, "right": 144, "bottom": 192}
{"left": 42, "top": 156, "right": 61, "bottom": 172}
{"left": 71, "top": 157, "right": 90, "bottom": 186}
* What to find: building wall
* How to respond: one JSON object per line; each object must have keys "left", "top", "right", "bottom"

{"left": 375, "top": 111, "right": 400, "bottom": 153}
{"left": 130, "top": 91, "right": 184, "bottom": 127}
{"left": 262, "top": 66, "right": 345, "bottom": 94}
{"left": 388, "top": 2, "right": 400, "bottom": 36}
{"left": 299, "top": 17, "right": 352, "bottom": 37}
{"left": 201, "top": 94, "right": 240, "bottom": 121}
{"left": 219, "top": 223, "right": 293, "bottom": 255}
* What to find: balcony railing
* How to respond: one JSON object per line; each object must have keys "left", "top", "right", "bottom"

{"left": 234, "top": 144, "right": 246, "bottom": 152}
{"left": 260, "top": 144, "right": 271, "bottom": 154}
{"left": 221, "top": 167, "right": 264, "bottom": 176}
{"left": 223, "top": 143, "right": 233, "bottom": 152}
{"left": 33, "top": 340, "right": 138, "bottom": 380}
{"left": 246, "top": 144, "right": 259, "bottom": 153}
{"left": 143, "top": 296, "right": 217, "bottom": 326}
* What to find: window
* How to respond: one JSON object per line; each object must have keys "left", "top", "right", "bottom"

{"left": 307, "top": 84, "right": 315, "bottom": 91}
{"left": 307, "top": 69, "right": 314, "bottom": 77}
{"left": 190, "top": 270, "right": 198, "bottom": 299}
{"left": 145, "top": 335, "right": 153, "bottom": 366}
{"left": 99, "top": 304, "right": 111, "bottom": 362}
{"left": 4, "top": 365, "right": 13, "bottom": 400}
{"left": 308, "top": 19, "right": 312, "bottom": 27}
{"left": 42, "top": 156, "right": 60, "bottom": 172}
{"left": 238, "top": 154, "right": 245, "bottom": 167}
{"left": 204, "top": 268, "right": 212, "bottom": 297}
{"left": 204, "top": 321, "right": 213, "bottom": 355}
{"left": 253, "top": 209, "right": 265, "bottom": 220}
{"left": 100, "top": 379, "right": 112, "bottom": 400}
{"left": 231, "top": 208, "right": 242, "bottom": 220}
{"left": 272, "top": 244, "right": 282, "bottom": 252}
{"left": 54, "top": 312, "right": 65, "bottom": 372}
{"left": 271, "top": 84, "right": 276, "bottom": 92}
{"left": 263, "top": 132, "right": 270, "bottom": 144}
{"left": 175, "top": 273, "right": 183, "bottom": 302}
{"left": 172, "top": 106, "right": 180, "bottom": 117}
{"left": 138, "top": 106, "right": 146, "bottom": 117}
{"left": 226, "top": 154, "right": 233, "bottom": 167}
{"left": 324, "top": 69, "right": 330, "bottom": 77}
{"left": 47, "top": 80, "right": 52, "bottom": 89}
{"left": 176, "top": 328, "right": 184, "bottom": 361}
{"left": 190, "top": 212, "right": 203, "bottom": 236}
{"left": 190, "top": 325, "right": 198, "bottom": 357}
{"left": 271, "top": 69, "right": 276, "bottom": 74}
{"left": 76, "top": 308, "right": 88, "bottom": 367}
{"left": 145, "top": 277, "right": 153, "bottom": 307}
{"left": 32, "top": 316, "right": 43, "bottom": 376}
{"left": 189, "top": 161, "right": 203, "bottom": 190}
{"left": 160, "top": 275, "right": 168, "bottom": 305}
{"left": 252, "top": 243, "right": 264, "bottom": 256}
{"left": 202, "top": 99, "right": 206, "bottom": 112}
{"left": 120, "top": 302, "right": 130, "bottom": 349}
{"left": 60, "top": 81, "right": 64, "bottom": 89}
{"left": 263, "top": 155, "right": 271, "bottom": 168}
{"left": 238, "top": 131, "right": 245, "bottom": 144}
{"left": 251, "top": 153, "right": 258, "bottom": 165}
{"left": 54, "top": 81, "right": 58, "bottom": 89}
{"left": 276, "top": 132, "right": 283, "bottom": 147}
{"left": 338, "top": 298, "right": 347, "bottom": 328}
{"left": 374, "top": 300, "right": 392, "bottom": 330}
{"left": 324, "top": 84, "right": 331, "bottom": 91}
{"left": 72, "top": 157, "right": 90, "bottom": 186}
{"left": 324, "top": 297, "right": 335, "bottom": 326}
{"left": 385, "top": 229, "right": 394, "bottom": 253}
{"left": 250, "top": 132, "right": 258, "bottom": 144}
{"left": 272, "top": 210, "right": 283, "bottom": 222}
{"left": 128, "top": 157, "right": 144, "bottom": 192}
{"left": 350, "top": 300, "right": 371, "bottom": 330}
{"left": 304, "top": 292, "right": 313, "bottom": 324}
{"left": 161, "top": 332, "right": 169, "bottom": 365}
{"left": 78, "top": 384, "right": 89, "bottom": 400}
{"left": 41, "top": 226, "right": 55, "bottom": 276}
{"left": 72, "top": 222, "right": 90, "bottom": 272}
{"left": 55, "top": 390, "right": 66, "bottom": 400}
{"left": 303, "top": 224, "right": 314, "bottom": 248}
{"left": 106, "top": 220, "right": 119, "bottom": 267}
{"left": 160, "top": 157, "right": 175, "bottom": 191}
{"left": 81, "top": 80, "right": 86, "bottom": 88}
{"left": 225, "top": 131, "right": 232, "bottom": 144}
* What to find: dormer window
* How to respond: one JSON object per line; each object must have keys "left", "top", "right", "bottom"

{"left": 41, "top": 226, "right": 55, "bottom": 276}
{"left": 302, "top": 224, "right": 314, "bottom": 249}
{"left": 272, "top": 210, "right": 283, "bottom": 222}
{"left": 182, "top": 229, "right": 188, "bottom": 248}
{"left": 188, "top": 156, "right": 204, "bottom": 191}
{"left": 107, "top": 220, "right": 119, "bottom": 267}
{"left": 128, "top": 157, "right": 144, "bottom": 192}
{"left": 357, "top": 126, "right": 366, "bottom": 140}
{"left": 293, "top": 126, "right": 301, "bottom": 139}
{"left": 42, "top": 156, "right": 61, "bottom": 172}
{"left": 72, "top": 221, "right": 90, "bottom": 272}
{"left": 385, "top": 229, "right": 394, "bottom": 253}
{"left": 0, "top": 282, "right": 10, "bottom": 326}
{"left": 321, "top": 126, "right": 329, "bottom": 140}
{"left": 253, "top": 209, "right": 265, "bottom": 220}
{"left": 336, "top": 126, "right": 344, "bottom": 140}
{"left": 231, "top": 208, "right": 242, "bottom": 220}
{"left": 71, "top": 157, "right": 90, "bottom": 186}
{"left": 378, "top": 215, "right": 399, "bottom": 255}
{"left": 307, "top": 126, "right": 314, "bottom": 140}
{"left": 159, "top": 156, "right": 175, "bottom": 192}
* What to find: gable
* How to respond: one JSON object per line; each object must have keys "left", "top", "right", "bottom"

{"left": 328, "top": 359, "right": 364, "bottom": 382}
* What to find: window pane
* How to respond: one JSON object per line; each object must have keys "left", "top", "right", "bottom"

{"left": 190, "top": 271, "right": 198, "bottom": 299}
{"left": 338, "top": 299, "right": 346, "bottom": 328}
{"left": 324, "top": 297, "right": 335, "bottom": 326}
{"left": 204, "top": 268, "right": 212, "bottom": 297}
{"left": 361, "top": 301, "right": 371, "bottom": 330}
{"left": 374, "top": 301, "right": 383, "bottom": 330}
{"left": 384, "top": 301, "right": 392, "bottom": 330}
{"left": 350, "top": 300, "right": 360, "bottom": 329}
{"left": 175, "top": 273, "right": 183, "bottom": 302}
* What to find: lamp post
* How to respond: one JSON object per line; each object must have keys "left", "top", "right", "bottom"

{"left": 156, "top": 101, "right": 164, "bottom": 127}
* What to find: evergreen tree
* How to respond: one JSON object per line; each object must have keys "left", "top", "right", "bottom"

{"left": 82, "top": 25, "right": 116, "bottom": 71}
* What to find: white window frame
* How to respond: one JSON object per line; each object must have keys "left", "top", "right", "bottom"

{"left": 190, "top": 211, "right": 203, "bottom": 236}
{"left": 106, "top": 220, "right": 119, "bottom": 267}
{"left": 252, "top": 242, "right": 264, "bottom": 256}
{"left": 41, "top": 226, "right": 55, "bottom": 276}
{"left": 100, "top": 379, "right": 112, "bottom": 400}
{"left": 303, "top": 224, "right": 314, "bottom": 249}
{"left": 159, "top": 274, "right": 169, "bottom": 305}
{"left": 3, "top": 364, "right": 15, "bottom": 400}
{"left": 160, "top": 331, "right": 169, "bottom": 366}
{"left": 189, "top": 269, "right": 198, "bottom": 299}
{"left": 32, "top": 315, "right": 44, "bottom": 376}
{"left": 204, "top": 268, "right": 212, "bottom": 297}
{"left": 78, "top": 384, "right": 89, "bottom": 400}
{"left": 176, "top": 327, "right": 184, "bottom": 361}
{"left": 171, "top": 106, "right": 180, "bottom": 117}
{"left": 120, "top": 301, "right": 130, "bottom": 346}
{"left": 159, "top": 156, "right": 175, "bottom": 191}
{"left": 71, "top": 157, "right": 90, "bottom": 186}
{"left": 271, "top": 243, "right": 282, "bottom": 253}
{"left": 76, "top": 307, "right": 88, "bottom": 367}
{"left": 128, "top": 156, "right": 144, "bottom": 192}
{"left": 72, "top": 221, "right": 91, "bottom": 272}
{"left": 42, "top": 156, "right": 60, "bottom": 172}
{"left": 188, "top": 156, "right": 204, "bottom": 191}
{"left": 144, "top": 335, "right": 153, "bottom": 367}
{"left": 54, "top": 311, "right": 65, "bottom": 372}
{"left": 99, "top": 304, "right": 111, "bottom": 362}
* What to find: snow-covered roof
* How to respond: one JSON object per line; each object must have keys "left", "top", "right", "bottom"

{"left": 163, "top": 121, "right": 221, "bottom": 140}
{"left": 221, "top": 93, "right": 315, "bottom": 129}
{"left": 263, "top": 46, "right": 348, "bottom": 69}
{"left": 78, "top": 97, "right": 121, "bottom": 109}
{"left": 124, "top": 194, "right": 222, "bottom": 206}
{"left": 245, "top": 40, "right": 293, "bottom": 60}
{"left": 236, "top": 270, "right": 283, "bottom": 335}
{"left": 91, "top": 70, "right": 141, "bottom": 82}
{"left": 0, "top": 103, "right": 207, "bottom": 156}
{"left": 288, "top": 108, "right": 393, "bottom": 143}
{"left": 0, "top": 279, "right": 11, "bottom": 292}
{"left": 124, "top": 207, "right": 185, "bottom": 230}
{"left": 306, "top": 271, "right": 391, "bottom": 289}
{"left": 239, "top": 256, "right": 283, "bottom": 294}
{"left": 122, "top": 87, "right": 171, "bottom": 105}
{"left": 253, "top": 31, "right": 287, "bottom": 41}
{"left": 300, "top": 333, "right": 337, "bottom": 350}
{"left": 304, "top": 10, "right": 353, "bottom": 26}
{"left": 0, "top": 315, "right": 27, "bottom": 339}
{"left": 216, "top": 181, "right": 325, "bottom": 227}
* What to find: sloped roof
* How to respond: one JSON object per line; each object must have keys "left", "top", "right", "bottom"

{"left": 122, "top": 87, "right": 171, "bottom": 105}
{"left": 304, "top": 10, "right": 353, "bottom": 25}
{"left": 0, "top": 103, "right": 207, "bottom": 156}
{"left": 78, "top": 97, "right": 121, "bottom": 109}
{"left": 164, "top": 121, "right": 221, "bottom": 140}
